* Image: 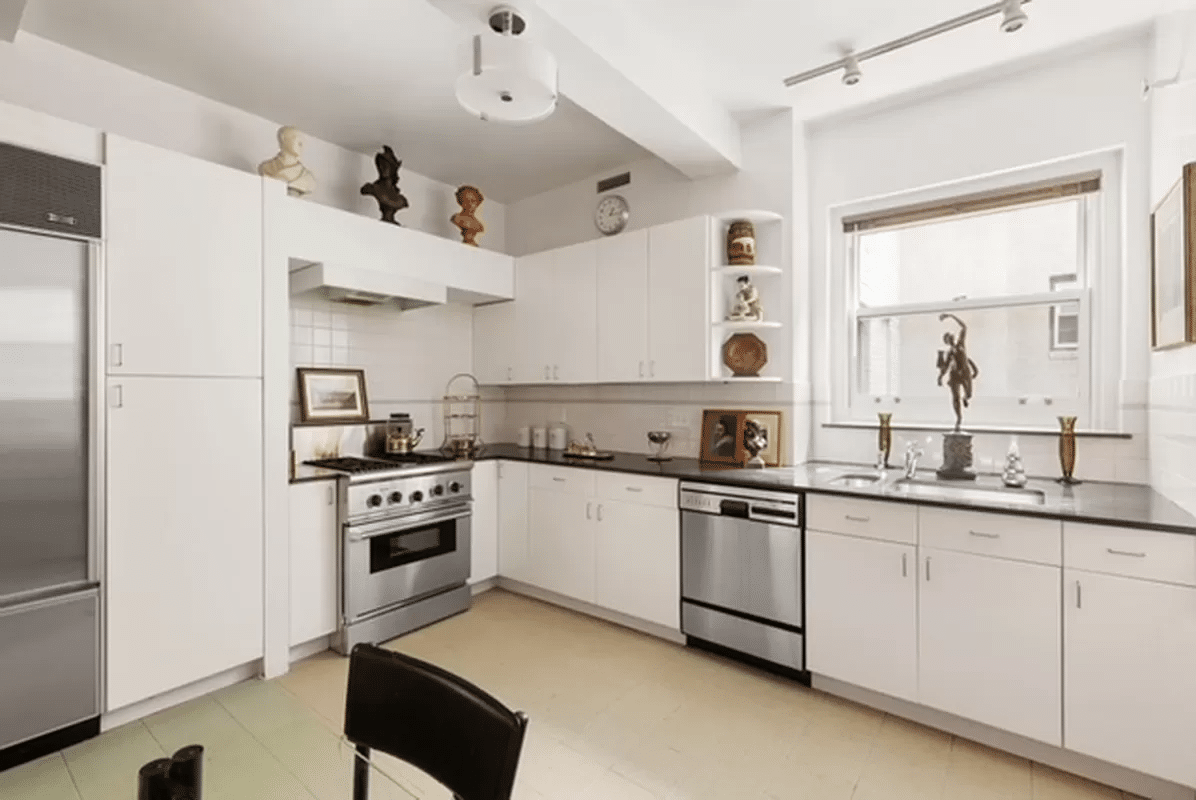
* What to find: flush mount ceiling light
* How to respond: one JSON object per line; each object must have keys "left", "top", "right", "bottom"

{"left": 782, "top": 0, "right": 1032, "bottom": 89}
{"left": 999, "top": 0, "right": 1028, "bottom": 33}
{"left": 455, "top": 5, "right": 558, "bottom": 124}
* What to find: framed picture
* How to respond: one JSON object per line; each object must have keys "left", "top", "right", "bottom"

{"left": 743, "top": 410, "right": 783, "bottom": 467}
{"left": 297, "top": 367, "right": 370, "bottom": 423}
{"left": 1151, "top": 162, "right": 1196, "bottom": 350}
{"left": 700, "top": 409, "right": 745, "bottom": 466}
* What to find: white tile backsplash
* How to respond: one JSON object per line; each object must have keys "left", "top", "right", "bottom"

{"left": 1148, "top": 365, "right": 1196, "bottom": 515}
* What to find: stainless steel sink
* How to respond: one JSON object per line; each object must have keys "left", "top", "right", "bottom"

{"left": 828, "top": 473, "right": 883, "bottom": 488}
{"left": 889, "top": 479, "right": 1046, "bottom": 506}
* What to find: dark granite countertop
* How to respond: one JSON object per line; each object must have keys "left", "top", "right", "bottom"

{"left": 476, "top": 444, "right": 1196, "bottom": 536}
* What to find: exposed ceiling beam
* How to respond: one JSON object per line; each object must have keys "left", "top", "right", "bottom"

{"left": 0, "top": 0, "right": 30, "bottom": 41}
{"left": 426, "top": 0, "right": 742, "bottom": 179}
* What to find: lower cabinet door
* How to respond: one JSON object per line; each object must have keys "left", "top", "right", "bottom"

{"left": 497, "top": 461, "right": 530, "bottom": 582}
{"left": 806, "top": 531, "right": 917, "bottom": 701}
{"left": 106, "top": 376, "right": 263, "bottom": 711}
{"left": 1064, "top": 570, "right": 1196, "bottom": 787}
{"left": 594, "top": 500, "right": 680, "bottom": 630}
{"left": 918, "top": 547, "right": 1061, "bottom": 745}
{"left": 528, "top": 488, "right": 594, "bottom": 603}
{"left": 469, "top": 461, "right": 499, "bottom": 584}
{"left": 289, "top": 481, "right": 338, "bottom": 647}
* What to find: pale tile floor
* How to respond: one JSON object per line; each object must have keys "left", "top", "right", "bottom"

{"left": 2, "top": 589, "right": 1144, "bottom": 800}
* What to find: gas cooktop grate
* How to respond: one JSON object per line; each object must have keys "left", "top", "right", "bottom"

{"left": 304, "top": 457, "right": 396, "bottom": 474}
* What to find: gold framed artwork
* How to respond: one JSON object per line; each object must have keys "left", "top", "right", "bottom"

{"left": 297, "top": 367, "right": 370, "bottom": 423}
{"left": 700, "top": 409, "right": 745, "bottom": 466}
{"left": 1151, "top": 162, "right": 1196, "bottom": 350}
{"left": 743, "top": 410, "right": 783, "bottom": 468}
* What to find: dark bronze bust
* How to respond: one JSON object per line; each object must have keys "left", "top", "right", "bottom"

{"left": 361, "top": 145, "right": 409, "bottom": 225}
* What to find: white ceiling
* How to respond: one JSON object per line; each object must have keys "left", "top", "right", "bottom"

{"left": 17, "top": 0, "right": 1196, "bottom": 201}
{"left": 18, "top": 0, "right": 652, "bottom": 203}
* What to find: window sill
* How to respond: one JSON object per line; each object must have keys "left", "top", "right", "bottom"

{"left": 823, "top": 421, "right": 1132, "bottom": 439}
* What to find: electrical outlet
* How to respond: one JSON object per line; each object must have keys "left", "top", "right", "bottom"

{"left": 667, "top": 409, "right": 691, "bottom": 429}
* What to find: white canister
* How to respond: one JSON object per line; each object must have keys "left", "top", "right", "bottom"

{"left": 549, "top": 424, "right": 569, "bottom": 451}
{"left": 531, "top": 426, "right": 547, "bottom": 449}
{"left": 517, "top": 426, "right": 531, "bottom": 447}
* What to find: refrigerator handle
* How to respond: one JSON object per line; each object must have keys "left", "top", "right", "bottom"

{"left": 110, "top": 385, "right": 123, "bottom": 409}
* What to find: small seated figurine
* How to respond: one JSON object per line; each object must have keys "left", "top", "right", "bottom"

{"left": 258, "top": 126, "right": 316, "bottom": 197}
{"left": 743, "top": 418, "right": 768, "bottom": 468}
{"left": 360, "top": 145, "right": 409, "bottom": 225}
{"left": 726, "top": 275, "right": 763, "bottom": 322}
{"left": 450, "top": 185, "right": 485, "bottom": 246}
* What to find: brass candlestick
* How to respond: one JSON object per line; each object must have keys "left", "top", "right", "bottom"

{"left": 877, "top": 413, "right": 893, "bottom": 468}
{"left": 1057, "top": 415, "right": 1082, "bottom": 484}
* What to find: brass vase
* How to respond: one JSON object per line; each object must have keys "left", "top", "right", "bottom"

{"left": 877, "top": 413, "right": 892, "bottom": 468}
{"left": 1057, "top": 416, "right": 1081, "bottom": 485}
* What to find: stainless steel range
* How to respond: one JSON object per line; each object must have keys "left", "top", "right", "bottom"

{"left": 304, "top": 454, "right": 472, "bottom": 654}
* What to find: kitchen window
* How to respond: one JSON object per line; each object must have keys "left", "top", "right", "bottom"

{"left": 838, "top": 167, "right": 1110, "bottom": 429}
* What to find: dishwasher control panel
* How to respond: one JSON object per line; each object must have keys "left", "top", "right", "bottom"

{"left": 679, "top": 482, "right": 802, "bottom": 526}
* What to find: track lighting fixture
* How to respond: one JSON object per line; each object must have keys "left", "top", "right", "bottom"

{"left": 841, "top": 52, "right": 862, "bottom": 85}
{"left": 1000, "top": 0, "right": 1028, "bottom": 33}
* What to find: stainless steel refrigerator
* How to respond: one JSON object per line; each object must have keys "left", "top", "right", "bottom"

{"left": 0, "top": 142, "right": 102, "bottom": 770}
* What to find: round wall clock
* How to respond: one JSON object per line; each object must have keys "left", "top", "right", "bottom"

{"left": 594, "top": 194, "right": 630, "bottom": 236}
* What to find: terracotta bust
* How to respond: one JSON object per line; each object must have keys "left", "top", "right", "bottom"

{"left": 258, "top": 126, "right": 316, "bottom": 197}
{"left": 451, "top": 185, "right": 485, "bottom": 246}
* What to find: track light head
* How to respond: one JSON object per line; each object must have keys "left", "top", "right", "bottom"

{"left": 842, "top": 52, "right": 862, "bottom": 86}
{"left": 1000, "top": 0, "right": 1028, "bottom": 33}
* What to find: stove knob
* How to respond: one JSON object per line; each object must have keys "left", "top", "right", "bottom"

{"left": 449, "top": 481, "right": 462, "bottom": 494}
{"left": 367, "top": 494, "right": 383, "bottom": 508}
{"left": 410, "top": 490, "right": 424, "bottom": 503}
{"left": 432, "top": 484, "right": 444, "bottom": 497}
{"left": 388, "top": 491, "right": 403, "bottom": 504}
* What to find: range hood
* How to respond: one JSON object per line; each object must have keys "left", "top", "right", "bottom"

{"left": 289, "top": 262, "right": 447, "bottom": 310}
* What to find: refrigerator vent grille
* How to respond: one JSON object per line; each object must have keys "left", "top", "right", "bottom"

{"left": 0, "top": 143, "right": 102, "bottom": 239}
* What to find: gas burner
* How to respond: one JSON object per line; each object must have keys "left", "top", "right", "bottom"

{"left": 376, "top": 452, "right": 459, "bottom": 466}
{"left": 304, "top": 457, "right": 395, "bottom": 474}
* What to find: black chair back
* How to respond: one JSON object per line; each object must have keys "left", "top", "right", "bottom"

{"left": 344, "top": 643, "right": 529, "bottom": 800}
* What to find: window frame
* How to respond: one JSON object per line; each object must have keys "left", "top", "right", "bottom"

{"left": 827, "top": 149, "right": 1124, "bottom": 432}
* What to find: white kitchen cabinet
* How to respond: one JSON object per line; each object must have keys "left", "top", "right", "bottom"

{"left": 106, "top": 376, "right": 263, "bottom": 710}
{"left": 496, "top": 460, "right": 531, "bottom": 582}
{"left": 512, "top": 249, "right": 556, "bottom": 383}
{"left": 472, "top": 300, "right": 517, "bottom": 384}
{"left": 594, "top": 497, "right": 680, "bottom": 630}
{"left": 528, "top": 487, "right": 595, "bottom": 603}
{"left": 647, "top": 216, "right": 709, "bottom": 382}
{"left": 806, "top": 530, "right": 918, "bottom": 701}
{"left": 105, "top": 135, "right": 263, "bottom": 378}
{"left": 289, "top": 481, "right": 338, "bottom": 647}
{"left": 470, "top": 460, "right": 499, "bottom": 584}
{"left": 1063, "top": 569, "right": 1196, "bottom": 787}
{"left": 918, "top": 546, "right": 1061, "bottom": 745}
{"left": 596, "top": 230, "right": 650, "bottom": 382}
{"left": 547, "top": 241, "right": 598, "bottom": 384}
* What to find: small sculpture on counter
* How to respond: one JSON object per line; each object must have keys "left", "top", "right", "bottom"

{"left": 258, "top": 126, "right": 316, "bottom": 197}
{"left": 1002, "top": 437, "right": 1028, "bottom": 488}
{"left": 743, "top": 417, "right": 768, "bottom": 469}
{"left": 360, "top": 145, "right": 409, "bottom": 224}
{"left": 936, "top": 313, "right": 979, "bottom": 432}
{"left": 726, "top": 275, "right": 763, "bottom": 322}
{"left": 451, "top": 185, "right": 486, "bottom": 246}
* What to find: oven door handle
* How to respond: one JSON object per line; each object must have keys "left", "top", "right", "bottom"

{"left": 346, "top": 508, "right": 471, "bottom": 542}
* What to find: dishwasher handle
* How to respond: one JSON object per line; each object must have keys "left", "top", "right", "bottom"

{"left": 719, "top": 499, "right": 751, "bottom": 519}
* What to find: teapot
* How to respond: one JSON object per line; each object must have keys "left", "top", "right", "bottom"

{"left": 386, "top": 427, "right": 424, "bottom": 454}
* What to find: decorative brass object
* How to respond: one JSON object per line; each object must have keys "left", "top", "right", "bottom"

{"left": 935, "top": 313, "right": 979, "bottom": 432}
{"left": 877, "top": 412, "right": 893, "bottom": 468}
{"left": 1057, "top": 416, "right": 1081, "bottom": 484}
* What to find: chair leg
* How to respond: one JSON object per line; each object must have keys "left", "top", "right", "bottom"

{"left": 352, "top": 744, "right": 371, "bottom": 800}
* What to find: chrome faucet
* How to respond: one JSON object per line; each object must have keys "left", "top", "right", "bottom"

{"left": 903, "top": 440, "right": 924, "bottom": 479}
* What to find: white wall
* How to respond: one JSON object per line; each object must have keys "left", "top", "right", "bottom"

{"left": 0, "top": 33, "right": 506, "bottom": 252}
{"left": 805, "top": 33, "right": 1152, "bottom": 482}
{"left": 1148, "top": 11, "right": 1196, "bottom": 515}
{"left": 495, "top": 110, "right": 807, "bottom": 461}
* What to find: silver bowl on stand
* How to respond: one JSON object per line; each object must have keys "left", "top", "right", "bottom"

{"left": 647, "top": 430, "right": 672, "bottom": 461}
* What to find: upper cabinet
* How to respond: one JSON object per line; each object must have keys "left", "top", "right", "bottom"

{"left": 105, "top": 135, "right": 263, "bottom": 378}
{"left": 648, "top": 216, "right": 710, "bottom": 382}
{"left": 596, "top": 230, "right": 650, "bottom": 383}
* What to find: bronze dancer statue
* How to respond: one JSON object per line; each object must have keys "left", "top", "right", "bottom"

{"left": 936, "top": 313, "right": 980, "bottom": 431}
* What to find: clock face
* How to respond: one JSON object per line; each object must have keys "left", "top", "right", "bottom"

{"left": 595, "top": 195, "right": 630, "bottom": 235}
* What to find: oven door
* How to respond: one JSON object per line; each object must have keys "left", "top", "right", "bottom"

{"left": 343, "top": 507, "right": 471, "bottom": 623}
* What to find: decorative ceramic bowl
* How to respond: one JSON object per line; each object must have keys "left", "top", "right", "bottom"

{"left": 722, "top": 332, "right": 768, "bottom": 377}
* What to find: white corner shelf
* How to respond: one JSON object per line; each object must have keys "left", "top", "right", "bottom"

{"left": 714, "top": 265, "right": 784, "bottom": 277}
{"left": 711, "top": 209, "right": 784, "bottom": 225}
{"left": 713, "top": 320, "right": 784, "bottom": 331}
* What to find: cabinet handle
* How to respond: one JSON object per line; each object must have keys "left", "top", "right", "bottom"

{"left": 544, "top": 365, "right": 550, "bottom": 380}
{"left": 639, "top": 361, "right": 645, "bottom": 378}
{"left": 110, "top": 385, "right": 123, "bottom": 408}
{"left": 326, "top": 486, "right": 334, "bottom": 506}
{"left": 586, "top": 502, "right": 592, "bottom": 520}
{"left": 625, "top": 486, "right": 643, "bottom": 493}
{"left": 902, "top": 553, "right": 908, "bottom": 578}
{"left": 552, "top": 477, "right": 566, "bottom": 483}
{"left": 1106, "top": 548, "right": 1147, "bottom": 558}
{"left": 925, "top": 556, "right": 931, "bottom": 582}
{"left": 845, "top": 514, "right": 870, "bottom": 523}
{"left": 969, "top": 530, "right": 1000, "bottom": 539}
{"left": 507, "top": 366, "right": 512, "bottom": 381}
{"left": 1076, "top": 580, "right": 1082, "bottom": 609}
{"left": 111, "top": 343, "right": 123, "bottom": 367}
{"left": 597, "top": 504, "right": 603, "bottom": 522}
{"left": 650, "top": 360, "right": 655, "bottom": 377}
{"left": 553, "top": 365, "right": 559, "bottom": 380}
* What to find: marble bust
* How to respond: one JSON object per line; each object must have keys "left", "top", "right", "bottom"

{"left": 258, "top": 126, "right": 316, "bottom": 197}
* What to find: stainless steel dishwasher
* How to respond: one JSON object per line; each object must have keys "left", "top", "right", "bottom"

{"left": 679, "top": 482, "right": 807, "bottom": 681}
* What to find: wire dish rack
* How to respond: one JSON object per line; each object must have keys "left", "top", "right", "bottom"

{"left": 440, "top": 373, "right": 483, "bottom": 459}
